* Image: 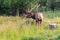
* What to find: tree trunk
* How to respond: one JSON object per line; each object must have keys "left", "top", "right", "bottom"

{"left": 11, "top": 7, "right": 17, "bottom": 16}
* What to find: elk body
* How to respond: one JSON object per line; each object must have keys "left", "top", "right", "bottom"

{"left": 25, "top": 4, "right": 43, "bottom": 27}
{"left": 26, "top": 12, "right": 43, "bottom": 26}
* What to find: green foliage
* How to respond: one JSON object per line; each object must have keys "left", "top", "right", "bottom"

{"left": 0, "top": 0, "right": 60, "bottom": 16}
{"left": 0, "top": 11, "right": 60, "bottom": 40}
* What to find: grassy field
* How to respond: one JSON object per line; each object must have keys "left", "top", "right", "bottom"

{"left": 0, "top": 11, "right": 60, "bottom": 40}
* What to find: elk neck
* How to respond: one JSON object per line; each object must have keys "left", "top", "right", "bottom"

{"left": 31, "top": 14, "right": 35, "bottom": 19}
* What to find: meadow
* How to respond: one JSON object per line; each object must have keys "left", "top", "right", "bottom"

{"left": 0, "top": 11, "right": 60, "bottom": 40}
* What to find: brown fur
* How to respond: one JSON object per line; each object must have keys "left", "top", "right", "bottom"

{"left": 26, "top": 12, "right": 43, "bottom": 26}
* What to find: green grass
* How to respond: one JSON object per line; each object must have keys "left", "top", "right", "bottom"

{"left": 0, "top": 11, "right": 60, "bottom": 40}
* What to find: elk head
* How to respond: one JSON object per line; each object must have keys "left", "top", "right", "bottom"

{"left": 26, "top": 4, "right": 41, "bottom": 18}
{"left": 26, "top": 12, "right": 35, "bottom": 19}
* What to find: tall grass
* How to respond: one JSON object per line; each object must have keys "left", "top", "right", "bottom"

{"left": 0, "top": 11, "right": 60, "bottom": 40}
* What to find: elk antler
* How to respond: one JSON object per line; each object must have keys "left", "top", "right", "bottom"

{"left": 25, "top": 4, "right": 41, "bottom": 14}
{"left": 29, "top": 4, "right": 40, "bottom": 12}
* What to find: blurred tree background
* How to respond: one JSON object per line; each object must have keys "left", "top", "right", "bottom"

{"left": 0, "top": 0, "right": 60, "bottom": 16}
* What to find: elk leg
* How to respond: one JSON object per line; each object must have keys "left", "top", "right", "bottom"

{"left": 38, "top": 21, "right": 40, "bottom": 27}
{"left": 36, "top": 21, "right": 40, "bottom": 29}
{"left": 39, "top": 19, "right": 42, "bottom": 26}
{"left": 36, "top": 21, "right": 38, "bottom": 27}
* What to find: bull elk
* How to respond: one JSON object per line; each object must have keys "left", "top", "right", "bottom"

{"left": 26, "top": 12, "right": 43, "bottom": 27}
{"left": 26, "top": 4, "right": 43, "bottom": 27}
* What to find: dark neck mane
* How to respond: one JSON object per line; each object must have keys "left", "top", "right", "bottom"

{"left": 31, "top": 14, "right": 35, "bottom": 19}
